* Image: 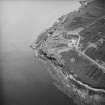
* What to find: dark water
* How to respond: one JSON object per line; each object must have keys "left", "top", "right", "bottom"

{"left": 1, "top": 1, "right": 80, "bottom": 105}
{"left": 1, "top": 50, "right": 75, "bottom": 105}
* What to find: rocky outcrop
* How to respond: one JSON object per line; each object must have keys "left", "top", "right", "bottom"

{"left": 31, "top": 0, "right": 105, "bottom": 105}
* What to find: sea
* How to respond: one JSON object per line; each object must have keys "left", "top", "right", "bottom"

{"left": 1, "top": 1, "right": 80, "bottom": 105}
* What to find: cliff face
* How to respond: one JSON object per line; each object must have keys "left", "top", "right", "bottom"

{"left": 31, "top": 0, "right": 105, "bottom": 105}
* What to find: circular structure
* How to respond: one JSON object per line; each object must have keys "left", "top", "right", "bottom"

{"left": 31, "top": 0, "right": 105, "bottom": 105}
